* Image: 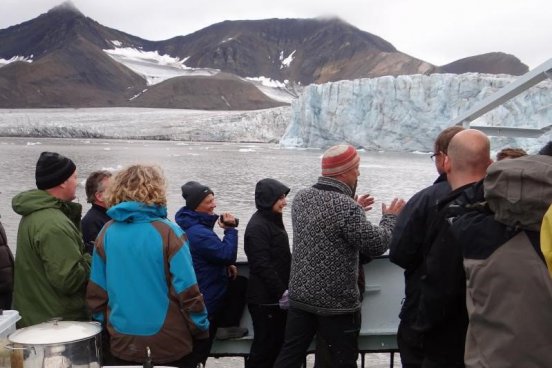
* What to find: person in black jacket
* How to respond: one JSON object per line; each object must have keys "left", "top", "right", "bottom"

{"left": 81, "top": 170, "right": 112, "bottom": 254}
{"left": 0, "top": 217, "right": 14, "bottom": 310}
{"left": 389, "top": 126, "right": 463, "bottom": 368}
{"left": 415, "top": 129, "right": 492, "bottom": 368}
{"left": 244, "top": 178, "right": 291, "bottom": 368}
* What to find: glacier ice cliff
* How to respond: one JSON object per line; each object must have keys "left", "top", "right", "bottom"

{"left": 280, "top": 73, "right": 552, "bottom": 152}
{"left": 0, "top": 107, "right": 291, "bottom": 143}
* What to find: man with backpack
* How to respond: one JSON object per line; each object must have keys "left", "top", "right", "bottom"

{"left": 452, "top": 153, "right": 552, "bottom": 368}
{"left": 389, "top": 125, "right": 464, "bottom": 368}
{"left": 414, "top": 129, "right": 492, "bottom": 368}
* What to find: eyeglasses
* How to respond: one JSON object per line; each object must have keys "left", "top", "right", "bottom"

{"left": 430, "top": 151, "right": 448, "bottom": 161}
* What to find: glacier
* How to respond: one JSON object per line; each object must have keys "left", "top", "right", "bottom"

{"left": 0, "top": 107, "right": 291, "bottom": 143}
{"left": 1, "top": 73, "right": 551, "bottom": 153}
{"left": 280, "top": 73, "right": 552, "bottom": 153}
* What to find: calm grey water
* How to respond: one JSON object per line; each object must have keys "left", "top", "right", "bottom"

{"left": 0, "top": 137, "right": 436, "bottom": 256}
{"left": 0, "top": 137, "right": 436, "bottom": 367}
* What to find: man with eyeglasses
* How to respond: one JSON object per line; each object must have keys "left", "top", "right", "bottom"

{"left": 389, "top": 125, "right": 464, "bottom": 368}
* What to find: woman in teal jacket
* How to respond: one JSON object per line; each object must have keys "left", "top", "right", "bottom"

{"left": 87, "top": 165, "right": 209, "bottom": 367}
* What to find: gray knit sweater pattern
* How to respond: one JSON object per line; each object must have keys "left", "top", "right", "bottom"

{"left": 289, "top": 176, "right": 396, "bottom": 315}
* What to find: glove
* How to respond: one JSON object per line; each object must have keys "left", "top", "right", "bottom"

{"left": 279, "top": 290, "right": 289, "bottom": 310}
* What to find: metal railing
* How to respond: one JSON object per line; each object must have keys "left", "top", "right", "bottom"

{"left": 450, "top": 58, "right": 552, "bottom": 137}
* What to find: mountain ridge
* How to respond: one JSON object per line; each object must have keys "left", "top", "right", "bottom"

{"left": 0, "top": 2, "right": 530, "bottom": 109}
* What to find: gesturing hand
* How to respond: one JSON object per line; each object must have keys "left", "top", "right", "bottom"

{"left": 382, "top": 198, "right": 406, "bottom": 215}
{"left": 356, "top": 194, "right": 375, "bottom": 212}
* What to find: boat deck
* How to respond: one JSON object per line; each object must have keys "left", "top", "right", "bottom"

{"left": 210, "top": 256, "right": 402, "bottom": 367}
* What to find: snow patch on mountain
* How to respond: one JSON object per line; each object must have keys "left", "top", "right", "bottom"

{"left": 104, "top": 46, "right": 298, "bottom": 103}
{"left": 280, "top": 50, "right": 296, "bottom": 69}
{"left": 245, "top": 77, "right": 298, "bottom": 103}
{"left": 247, "top": 76, "right": 288, "bottom": 88}
{"left": 0, "top": 55, "right": 33, "bottom": 67}
{"left": 104, "top": 46, "right": 219, "bottom": 85}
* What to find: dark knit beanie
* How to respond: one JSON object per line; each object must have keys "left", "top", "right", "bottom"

{"left": 35, "top": 152, "right": 76, "bottom": 190}
{"left": 181, "top": 181, "right": 214, "bottom": 210}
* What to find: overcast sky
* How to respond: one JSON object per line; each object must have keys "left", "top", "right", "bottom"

{"left": 2, "top": 0, "right": 550, "bottom": 69}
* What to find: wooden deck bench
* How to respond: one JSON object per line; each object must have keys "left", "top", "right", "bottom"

{"left": 210, "top": 256, "right": 402, "bottom": 367}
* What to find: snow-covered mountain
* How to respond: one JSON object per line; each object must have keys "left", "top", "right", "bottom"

{"left": 280, "top": 73, "right": 552, "bottom": 152}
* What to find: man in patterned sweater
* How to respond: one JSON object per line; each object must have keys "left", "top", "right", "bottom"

{"left": 274, "top": 144, "right": 405, "bottom": 368}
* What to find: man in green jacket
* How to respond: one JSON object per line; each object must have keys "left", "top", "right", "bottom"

{"left": 12, "top": 151, "right": 91, "bottom": 327}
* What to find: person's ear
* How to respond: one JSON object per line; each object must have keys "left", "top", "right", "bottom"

{"left": 443, "top": 154, "right": 452, "bottom": 174}
{"left": 95, "top": 190, "right": 104, "bottom": 203}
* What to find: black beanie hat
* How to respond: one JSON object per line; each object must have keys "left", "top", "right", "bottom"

{"left": 35, "top": 152, "right": 76, "bottom": 190}
{"left": 181, "top": 181, "right": 214, "bottom": 210}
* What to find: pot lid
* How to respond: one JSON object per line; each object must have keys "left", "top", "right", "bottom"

{"left": 8, "top": 320, "right": 101, "bottom": 345}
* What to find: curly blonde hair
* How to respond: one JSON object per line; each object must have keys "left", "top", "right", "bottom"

{"left": 105, "top": 164, "right": 167, "bottom": 207}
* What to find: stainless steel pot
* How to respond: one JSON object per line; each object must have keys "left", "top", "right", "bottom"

{"left": 7, "top": 320, "right": 101, "bottom": 368}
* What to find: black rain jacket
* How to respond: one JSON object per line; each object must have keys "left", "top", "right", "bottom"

{"left": 244, "top": 179, "right": 291, "bottom": 305}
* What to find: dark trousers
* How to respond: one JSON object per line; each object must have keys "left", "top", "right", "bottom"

{"left": 422, "top": 314, "right": 468, "bottom": 368}
{"left": 190, "top": 275, "right": 248, "bottom": 365}
{"left": 217, "top": 275, "right": 248, "bottom": 328}
{"left": 313, "top": 334, "right": 332, "bottom": 368}
{"left": 274, "top": 307, "right": 361, "bottom": 368}
{"left": 397, "top": 320, "right": 424, "bottom": 368}
{"left": 421, "top": 316, "right": 467, "bottom": 368}
{"left": 245, "top": 304, "right": 287, "bottom": 368}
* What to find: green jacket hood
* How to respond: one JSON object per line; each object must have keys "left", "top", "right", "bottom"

{"left": 12, "top": 189, "right": 82, "bottom": 223}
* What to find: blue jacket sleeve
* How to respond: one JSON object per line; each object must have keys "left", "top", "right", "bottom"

{"left": 190, "top": 225, "right": 238, "bottom": 265}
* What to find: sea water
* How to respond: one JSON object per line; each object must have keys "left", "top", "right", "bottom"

{"left": 0, "top": 137, "right": 435, "bottom": 251}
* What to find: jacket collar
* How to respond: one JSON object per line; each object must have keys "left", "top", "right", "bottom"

{"left": 175, "top": 207, "right": 219, "bottom": 229}
{"left": 91, "top": 203, "right": 108, "bottom": 214}
{"left": 313, "top": 176, "right": 354, "bottom": 198}
{"left": 438, "top": 179, "right": 485, "bottom": 211}
{"left": 434, "top": 172, "right": 447, "bottom": 185}
{"left": 258, "top": 209, "right": 285, "bottom": 228}
{"left": 12, "top": 189, "right": 82, "bottom": 227}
